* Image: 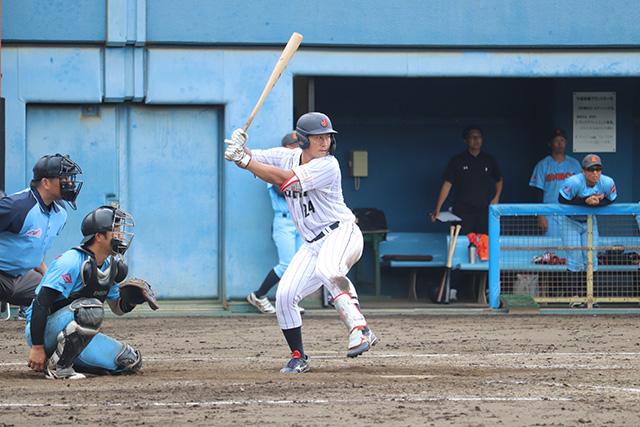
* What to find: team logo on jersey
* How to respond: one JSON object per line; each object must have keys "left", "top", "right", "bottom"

{"left": 62, "top": 274, "right": 72, "bottom": 284}
{"left": 611, "top": 184, "right": 616, "bottom": 194}
{"left": 563, "top": 185, "right": 570, "bottom": 194}
{"left": 284, "top": 190, "right": 308, "bottom": 199}
{"left": 545, "top": 172, "right": 574, "bottom": 182}
{"left": 26, "top": 228, "right": 42, "bottom": 238}
{"left": 320, "top": 117, "right": 328, "bottom": 127}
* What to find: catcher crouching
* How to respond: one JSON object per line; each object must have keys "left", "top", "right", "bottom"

{"left": 25, "top": 205, "right": 159, "bottom": 380}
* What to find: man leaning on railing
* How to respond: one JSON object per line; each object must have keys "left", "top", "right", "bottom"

{"left": 558, "top": 154, "right": 617, "bottom": 308}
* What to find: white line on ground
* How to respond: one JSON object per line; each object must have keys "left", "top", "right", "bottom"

{"left": 487, "top": 379, "right": 640, "bottom": 394}
{"left": 0, "top": 396, "right": 574, "bottom": 408}
{"left": 2, "top": 351, "right": 640, "bottom": 366}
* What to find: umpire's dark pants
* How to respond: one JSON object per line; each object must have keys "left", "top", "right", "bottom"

{"left": 0, "top": 270, "right": 42, "bottom": 306}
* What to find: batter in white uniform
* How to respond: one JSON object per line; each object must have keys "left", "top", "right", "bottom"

{"left": 224, "top": 112, "right": 377, "bottom": 373}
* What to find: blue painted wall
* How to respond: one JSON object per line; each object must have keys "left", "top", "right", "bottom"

{"left": 2, "top": 1, "right": 640, "bottom": 301}
{"left": 6, "top": 1, "right": 639, "bottom": 47}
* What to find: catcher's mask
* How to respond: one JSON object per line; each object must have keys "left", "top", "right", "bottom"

{"left": 295, "top": 112, "right": 338, "bottom": 155}
{"left": 80, "top": 206, "right": 135, "bottom": 255}
{"left": 33, "top": 153, "right": 83, "bottom": 210}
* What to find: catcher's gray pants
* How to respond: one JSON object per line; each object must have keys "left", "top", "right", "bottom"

{"left": 0, "top": 270, "right": 42, "bottom": 306}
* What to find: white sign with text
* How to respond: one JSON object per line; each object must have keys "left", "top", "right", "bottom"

{"left": 573, "top": 92, "right": 616, "bottom": 152}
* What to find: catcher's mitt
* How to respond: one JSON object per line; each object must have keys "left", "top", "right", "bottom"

{"left": 119, "top": 278, "right": 159, "bottom": 310}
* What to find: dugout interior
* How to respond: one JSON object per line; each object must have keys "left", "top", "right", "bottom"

{"left": 295, "top": 76, "right": 640, "bottom": 302}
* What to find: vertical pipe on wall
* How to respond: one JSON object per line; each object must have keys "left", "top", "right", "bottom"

{"left": 0, "top": 0, "right": 5, "bottom": 193}
{"left": 488, "top": 205, "right": 501, "bottom": 308}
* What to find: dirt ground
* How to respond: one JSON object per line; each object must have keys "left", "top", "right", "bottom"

{"left": 2, "top": 310, "right": 640, "bottom": 426}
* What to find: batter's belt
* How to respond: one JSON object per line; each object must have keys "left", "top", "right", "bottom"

{"left": 307, "top": 221, "right": 340, "bottom": 243}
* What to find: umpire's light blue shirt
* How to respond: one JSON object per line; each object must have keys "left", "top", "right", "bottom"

{"left": 0, "top": 186, "right": 67, "bottom": 276}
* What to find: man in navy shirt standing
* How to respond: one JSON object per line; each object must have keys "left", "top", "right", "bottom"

{"left": 431, "top": 125, "right": 503, "bottom": 235}
{"left": 0, "top": 154, "right": 83, "bottom": 317}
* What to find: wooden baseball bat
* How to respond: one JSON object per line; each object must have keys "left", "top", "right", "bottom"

{"left": 437, "top": 225, "right": 456, "bottom": 303}
{"left": 243, "top": 32, "right": 303, "bottom": 133}
{"left": 438, "top": 224, "right": 461, "bottom": 303}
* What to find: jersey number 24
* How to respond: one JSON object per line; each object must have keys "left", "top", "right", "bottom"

{"left": 302, "top": 200, "right": 316, "bottom": 217}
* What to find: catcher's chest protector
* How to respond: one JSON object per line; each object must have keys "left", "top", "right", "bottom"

{"left": 71, "top": 247, "right": 117, "bottom": 303}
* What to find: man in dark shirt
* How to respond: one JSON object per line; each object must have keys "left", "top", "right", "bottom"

{"left": 430, "top": 125, "right": 503, "bottom": 235}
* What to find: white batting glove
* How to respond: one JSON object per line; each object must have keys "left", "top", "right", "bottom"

{"left": 224, "top": 129, "right": 248, "bottom": 161}
{"left": 224, "top": 145, "right": 251, "bottom": 168}
{"left": 231, "top": 128, "right": 248, "bottom": 147}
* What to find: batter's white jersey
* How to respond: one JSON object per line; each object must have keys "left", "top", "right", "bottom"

{"left": 251, "top": 146, "right": 363, "bottom": 330}
{"left": 251, "top": 147, "right": 356, "bottom": 242}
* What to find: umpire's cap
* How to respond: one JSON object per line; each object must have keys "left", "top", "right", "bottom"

{"left": 33, "top": 154, "right": 82, "bottom": 181}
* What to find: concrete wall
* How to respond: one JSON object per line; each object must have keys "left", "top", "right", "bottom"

{"left": 5, "top": 1, "right": 639, "bottom": 47}
{"left": 2, "top": 1, "right": 640, "bottom": 300}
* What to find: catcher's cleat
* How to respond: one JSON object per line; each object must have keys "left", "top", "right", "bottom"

{"left": 280, "top": 350, "right": 309, "bottom": 373}
{"left": 247, "top": 293, "right": 276, "bottom": 314}
{"left": 347, "top": 327, "right": 375, "bottom": 358}
{"left": 45, "top": 366, "right": 86, "bottom": 380}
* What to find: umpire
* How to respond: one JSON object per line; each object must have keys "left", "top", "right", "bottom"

{"left": 0, "top": 154, "right": 83, "bottom": 315}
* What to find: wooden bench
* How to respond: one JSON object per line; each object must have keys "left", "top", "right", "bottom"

{"left": 379, "top": 232, "right": 447, "bottom": 299}
{"left": 355, "top": 229, "right": 390, "bottom": 299}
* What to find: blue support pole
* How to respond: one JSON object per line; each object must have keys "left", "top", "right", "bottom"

{"left": 488, "top": 205, "right": 501, "bottom": 308}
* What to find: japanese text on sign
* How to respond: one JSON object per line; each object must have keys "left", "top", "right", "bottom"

{"left": 573, "top": 92, "right": 616, "bottom": 152}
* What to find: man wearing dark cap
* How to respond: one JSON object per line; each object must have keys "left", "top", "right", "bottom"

{"left": 559, "top": 154, "right": 616, "bottom": 307}
{"left": 431, "top": 125, "right": 503, "bottom": 235}
{"left": 529, "top": 129, "right": 582, "bottom": 236}
{"left": 247, "top": 133, "right": 304, "bottom": 314}
{"left": 0, "top": 154, "right": 83, "bottom": 318}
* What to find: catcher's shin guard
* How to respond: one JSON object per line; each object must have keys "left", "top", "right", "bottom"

{"left": 47, "top": 299, "right": 104, "bottom": 372}
{"left": 115, "top": 344, "right": 142, "bottom": 373}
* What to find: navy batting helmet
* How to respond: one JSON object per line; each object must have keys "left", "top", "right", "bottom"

{"left": 33, "top": 153, "right": 83, "bottom": 210}
{"left": 81, "top": 205, "right": 135, "bottom": 255}
{"left": 295, "top": 112, "right": 338, "bottom": 155}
